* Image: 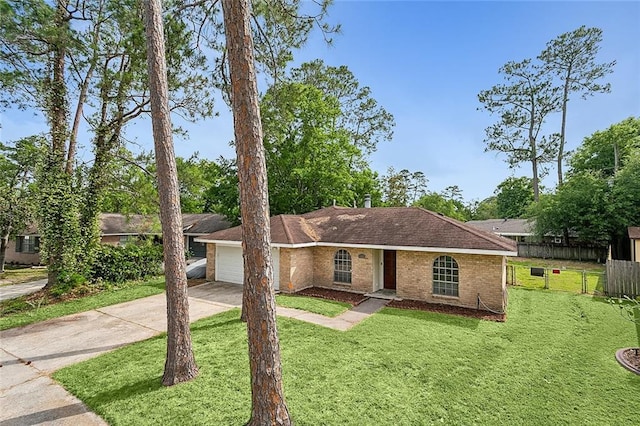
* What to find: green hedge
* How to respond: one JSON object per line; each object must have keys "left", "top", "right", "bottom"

{"left": 90, "top": 243, "right": 163, "bottom": 283}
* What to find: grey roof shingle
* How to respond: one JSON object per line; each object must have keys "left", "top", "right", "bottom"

{"left": 466, "top": 218, "right": 534, "bottom": 236}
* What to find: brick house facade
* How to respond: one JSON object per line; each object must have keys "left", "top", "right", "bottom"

{"left": 198, "top": 207, "right": 516, "bottom": 313}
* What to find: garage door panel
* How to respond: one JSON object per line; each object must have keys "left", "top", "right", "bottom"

{"left": 216, "top": 246, "right": 279, "bottom": 290}
{"left": 216, "top": 246, "right": 244, "bottom": 284}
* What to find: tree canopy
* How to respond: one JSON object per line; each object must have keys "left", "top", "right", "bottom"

{"left": 495, "top": 176, "right": 535, "bottom": 219}
{"left": 531, "top": 117, "right": 640, "bottom": 257}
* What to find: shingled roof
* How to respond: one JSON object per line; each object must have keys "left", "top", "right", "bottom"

{"left": 629, "top": 227, "right": 640, "bottom": 240}
{"left": 20, "top": 213, "right": 229, "bottom": 236}
{"left": 198, "top": 207, "right": 517, "bottom": 255}
{"left": 465, "top": 218, "right": 534, "bottom": 236}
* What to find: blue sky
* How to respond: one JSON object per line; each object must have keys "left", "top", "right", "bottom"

{"left": 1, "top": 0, "right": 639, "bottom": 204}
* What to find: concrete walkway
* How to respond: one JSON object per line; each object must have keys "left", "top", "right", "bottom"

{"left": 0, "top": 282, "right": 387, "bottom": 425}
{"left": 0, "top": 279, "right": 48, "bottom": 302}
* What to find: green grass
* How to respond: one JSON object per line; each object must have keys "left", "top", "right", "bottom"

{"left": 53, "top": 288, "right": 640, "bottom": 425}
{"left": 0, "top": 278, "right": 165, "bottom": 330}
{"left": 509, "top": 258, "right": 606, "bottom": 294}
{"left": 0, "top": 265, "right": 47, "bottom": 286}
{"left": 276, "top": 294, "right": 351, "bottom": 317}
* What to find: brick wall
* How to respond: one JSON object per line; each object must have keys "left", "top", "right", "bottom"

{"left": 279, "top": 247, "right": 314, "bottom": 292}
{"left": 396, "top": 251, "right": 506, "bottom": 312}
{"left": 205, "top": 243, "right": 216, "bottom": 281}
{"left": 312, "top": 246, "right": 374, "bottom": 294}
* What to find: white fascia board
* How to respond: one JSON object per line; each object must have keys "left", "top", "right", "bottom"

{"left": 194, "top": 239, "right": 243, "bottom": 247}
{"left": 192, "top": 238, "right": 315, "bottom": 249}
{"left": 193, "top": 239, "right": 516, "bottom": 257}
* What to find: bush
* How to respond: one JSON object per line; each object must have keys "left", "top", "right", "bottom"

{"left": 90, "top": 243, "right": 163, "bottom": 284}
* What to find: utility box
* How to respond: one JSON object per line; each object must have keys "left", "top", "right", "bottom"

{"left": 531, "top": 267, "right": 545, "bottom": 277}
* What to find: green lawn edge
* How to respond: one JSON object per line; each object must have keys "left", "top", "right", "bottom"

{"left": 0, "top": 278, "right": 165, "bottom": 330}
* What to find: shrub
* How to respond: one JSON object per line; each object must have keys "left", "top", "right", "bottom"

{"left": 90, "top": 242, "right": 163, "bottom": 283}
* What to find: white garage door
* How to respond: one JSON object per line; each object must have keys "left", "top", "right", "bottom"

{"left": 216, "top": 246, "right": 280, "bottom": 290}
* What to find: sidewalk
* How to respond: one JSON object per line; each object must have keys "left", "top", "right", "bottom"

{"left": 0, "top": 282, "right": 387, "bottom": 425}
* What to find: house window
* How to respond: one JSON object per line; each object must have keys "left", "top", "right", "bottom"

{"left": 119, "top": 235, "right": 137, "bottom": 246}
{"left": 15, "top": 236, "right": 39, "bottom": 254}
{"left": 433, "top": 255, "right": 459, "bottom": 297}
{"left": 333, "top": 249, "right": 352, "bottom": 284}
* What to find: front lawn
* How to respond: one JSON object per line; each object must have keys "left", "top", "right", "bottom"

{"left": 0, "top": 265, "right": 47, "bottom": 286}
{"left": 0, "top": 277, "right": 165, "bottom": 330}
{"left": 54, "top": 288, "right": 640, "bottom": 425}
{"left": 276, "top": 294, "right": 351, "bottom": 317}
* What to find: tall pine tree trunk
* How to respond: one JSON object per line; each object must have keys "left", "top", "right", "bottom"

{"left": 143, "top": 0, "right": 198, "bottom": 386}
{"left": 221, "top": 0, "right": 291, "bottom": 423}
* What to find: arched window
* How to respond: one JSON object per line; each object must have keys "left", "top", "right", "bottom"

{"left": 433, "top": 255, "right": 459, "bottom": 297}
{"left": 333, "top": 249, "right": 352, "bottom": 284}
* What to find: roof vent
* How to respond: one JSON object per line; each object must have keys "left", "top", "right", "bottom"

{"left": 364, "top": 194, "right": 371, "bottom": 208}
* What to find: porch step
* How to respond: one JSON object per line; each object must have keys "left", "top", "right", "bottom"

{"left": 364, "top": 290, "right": 402, "bottom": 301}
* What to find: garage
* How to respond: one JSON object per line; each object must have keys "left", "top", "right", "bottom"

{"left": 215, "top": 245, "right": 280, "bottom": 290}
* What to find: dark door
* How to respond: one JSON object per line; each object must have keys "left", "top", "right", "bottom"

{"left": 383, "top": 250, "right": 397, "bottom": 290}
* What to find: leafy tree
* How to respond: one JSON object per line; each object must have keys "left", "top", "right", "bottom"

{"left": 202, "top": 157, "right": 242, "bottom": 223}
{"left": 414, "top": 191, "right": 471, "bottom": 222}
{"left": 382, "top": 167, "right": 428, "bottom": 207}
{"left": 469, "top": 196, "right": 499, "bottom": 220}
{"left": 533, "top": 119, "right": 640, "bottom": 254}
{"left": 478, "top": 59, "right": 560, "bottom": 201}
{"left": 221, "top": 0, "right": 291, "bottom": 422}
{"left": 261, "top": 82, "right": 371, "bottom": 214}
{"left": 144, "top": 0, "right": 198, "bottom": 386}
{"left": 1, "top": 0, "right": 214, "bottom": 285}
{"left": 289, "top": 59, "right": 395, "bottom": 154}
{"left": 539, "top": 26, "right": 615, "bottom": 185}
{"left": 570, "top": 117, "right": 640, "bottom": 177}
{"left": 532, "top": 172, "right": 609, "bottom": 243}
{"left": 495, "top": 176, "right": 535, "bottom": 219}
{"left": 609, "top": 151, "right": 640, "bottom": 257}
{"left": 176, "top": 154, "right": 216, "bottom": 213}
{"left": 0, "top": 137, "right": 43, "bottom": 272}
{"left": 101, "top": 150, "right": 160, "bottom": 214}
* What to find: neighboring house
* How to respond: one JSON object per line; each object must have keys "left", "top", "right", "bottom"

{"left": 6, "top": 213, "right": 230, "bottom": 265}
{"left": 196, "top": 206, "right": 517, "bottom": 313}
{"left": 8, "top": 224, "right": 40, "bottom": 266}
{"left": 629, "top": 227, "right": 640, "bottom": 262}
{"left": 466, "top": 218, "right": 536, "bottom": 243}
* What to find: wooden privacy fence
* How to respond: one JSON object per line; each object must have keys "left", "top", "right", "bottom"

{"left": 517, "top": 243, "right": 607, "bottom": 262}
{"left": 605, "top": 260, "right": 640, "bottom": 298}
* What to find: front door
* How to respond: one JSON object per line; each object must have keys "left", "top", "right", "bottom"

{"left": 383, "top": 250, "right": 396, "bottom": 290}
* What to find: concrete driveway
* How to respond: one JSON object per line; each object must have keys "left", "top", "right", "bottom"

{"left": 0, "top": 279, "right": 48, "bottom": 302}
{"left": 0, "top": 282, "right": 243, "bottom": 426}
{"left": 0, "top": 281, "right": 385, "bottom": 425}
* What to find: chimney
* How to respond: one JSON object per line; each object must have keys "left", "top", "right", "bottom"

{"left": 364, "top": 194, "right": 371, "bottom": 208}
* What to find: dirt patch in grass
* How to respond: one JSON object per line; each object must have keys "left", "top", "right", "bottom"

{"left": 388, "top": 299, "right": 506, "bottom": 322}
{"left": 295, "top": 287, "right": 368, "bottom": 306}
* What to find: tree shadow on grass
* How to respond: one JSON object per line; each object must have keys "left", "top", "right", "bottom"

{"left": 88, "top": 375, "right": 164, "bottom": 406}
{"left": 190, "top": 316, "right": 243, "bottom": 333}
